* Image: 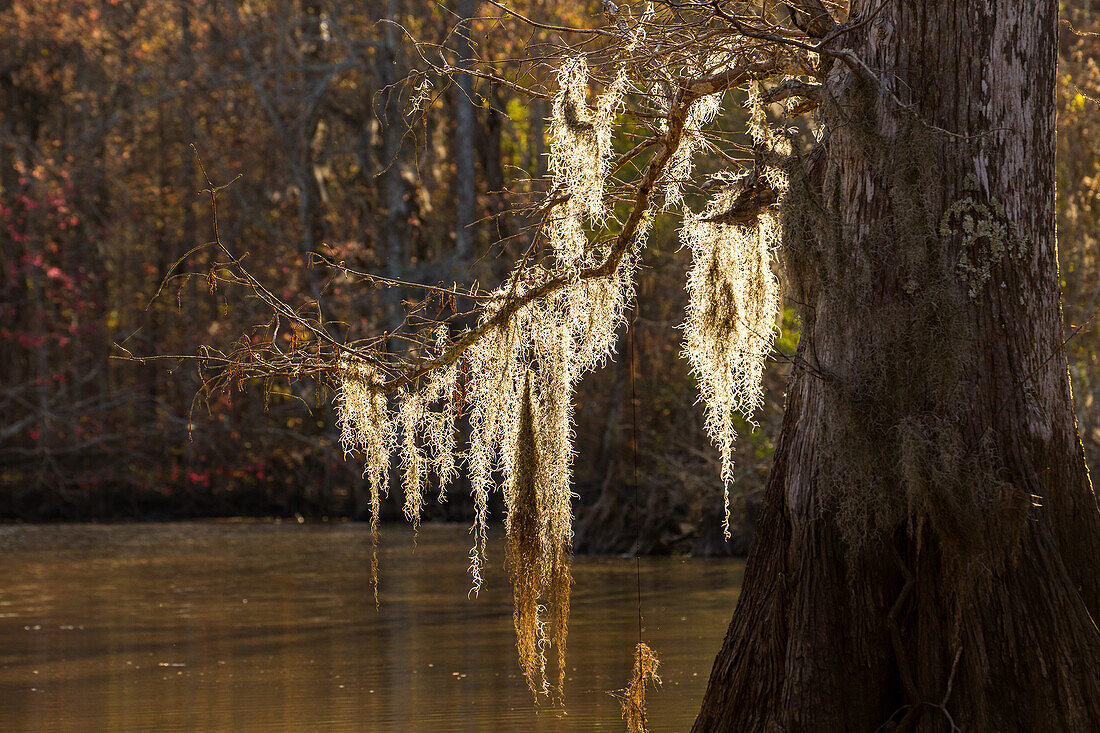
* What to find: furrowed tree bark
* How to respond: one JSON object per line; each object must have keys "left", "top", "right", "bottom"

{"left": 695, "top": 1, "right": 1100, "bottom": 730}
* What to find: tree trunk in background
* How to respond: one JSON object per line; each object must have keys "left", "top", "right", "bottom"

{"left": 179, "top": 1, "right": 197, "bottom": 297}
{"left": 694, "top": 1, "right": 1100, "bottom": 730}
{"left": 482, "top": 81, "right": 507, "bottom": 245}
{"left": 453, "top": 0, "right": 477, "bottom": 259}
{"left": 372, "top": 0, "right": 412, "bottom": 520}
{"left": 297, "top": 0, "right": 327, "bottom": 256}
{"left": 378, "top": 0, "right": 409, "bottom": 308}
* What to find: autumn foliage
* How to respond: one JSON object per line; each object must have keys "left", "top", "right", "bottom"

{"left": 1, "top": 1, "right": 1098, "bottom": 557}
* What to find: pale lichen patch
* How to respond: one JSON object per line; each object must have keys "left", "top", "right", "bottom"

{"left": 940, "top": 173, "right": 1027, "bottom": 297}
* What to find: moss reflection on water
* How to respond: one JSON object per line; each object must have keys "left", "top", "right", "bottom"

{"left": 0, "top": 521, "right": 742, "bottom": 732}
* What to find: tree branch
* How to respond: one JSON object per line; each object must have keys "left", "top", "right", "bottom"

{"left": 371, "top": 57, "right": 790, "bottom": 395}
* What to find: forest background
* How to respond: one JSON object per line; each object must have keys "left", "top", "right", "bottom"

{"left": 3, "top": 0, "right": 1098, "bottom": 557}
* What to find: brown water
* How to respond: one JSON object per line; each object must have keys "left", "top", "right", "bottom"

{"left": 0, "top": 522, "right": 742, "bottom": 732}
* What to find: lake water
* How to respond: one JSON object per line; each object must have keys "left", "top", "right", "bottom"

{"left": 0, "top": 522, "right": 743, "bottom": 732}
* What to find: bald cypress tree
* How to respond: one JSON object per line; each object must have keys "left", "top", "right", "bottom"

{"left": 695, "top": 1, "right": 1100, "bottom": 729}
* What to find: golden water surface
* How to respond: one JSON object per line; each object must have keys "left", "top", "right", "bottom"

{"left": 0, "top": 521, "right": 742, "bottom": 732}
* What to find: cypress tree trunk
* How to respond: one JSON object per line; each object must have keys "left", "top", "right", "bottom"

{"left": 694, "top": 1, "right": 1100, "bottom": 730}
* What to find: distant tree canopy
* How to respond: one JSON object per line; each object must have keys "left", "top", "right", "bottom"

{"left": 2, "top": 1, "right": 1096, "bottom": 541}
